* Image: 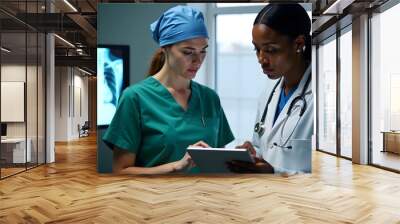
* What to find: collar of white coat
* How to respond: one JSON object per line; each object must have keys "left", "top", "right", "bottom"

{"left": 264, "top": 64, "right": 312, "bottom": 132}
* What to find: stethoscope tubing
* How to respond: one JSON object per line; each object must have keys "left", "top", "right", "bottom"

{"left": 254, "top": 68, "right": 311, "bottom": 138}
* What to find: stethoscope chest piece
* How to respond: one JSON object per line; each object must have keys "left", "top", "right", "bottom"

{"left": 254, "top": 122, "right": 265, "bottom": 137}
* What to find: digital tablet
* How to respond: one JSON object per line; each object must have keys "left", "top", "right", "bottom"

{"left": 187, "top": 147, "right": 255, "bottom": 173}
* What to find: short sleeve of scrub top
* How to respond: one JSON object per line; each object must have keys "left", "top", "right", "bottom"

{"left": 103, "top": 77, "right": 234, "bottom": 172}
{"left": 102, "top": 87, "right": 142, "bottom": 154}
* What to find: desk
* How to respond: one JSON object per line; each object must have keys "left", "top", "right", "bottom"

{"left": 381, "top": 131, "right": 400, "bottom": 154}
{"left": 1, "top": 138, "right": 31, "bottom": 163}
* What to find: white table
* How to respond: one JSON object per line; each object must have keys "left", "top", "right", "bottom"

{"left": 1, "top": 138, "right": 31, "bottom": 163}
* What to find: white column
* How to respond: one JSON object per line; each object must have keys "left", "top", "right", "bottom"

{"left": 45, "top": 1, "right": 55, "bottom": 163}
{"left": 54, "top": 67, "right": 73, "bottom": 141}
{"left": 46, "top": 33, "right": 55, "bottom": 163}
{"left": 352, "top": 14, "right": 369, "bottom": 164}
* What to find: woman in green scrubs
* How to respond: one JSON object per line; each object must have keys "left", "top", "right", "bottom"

{"left": 103, "top": 5, "right": 234, "bottom": 174}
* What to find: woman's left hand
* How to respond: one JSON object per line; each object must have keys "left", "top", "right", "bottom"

{"left": 226, "top": 157, "right": 274, "bottom": 173}
{"left": 173, "top": 152, "right": 195, "bottom": 172}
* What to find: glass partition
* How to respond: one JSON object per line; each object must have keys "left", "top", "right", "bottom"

{"left": 0, "top": 1, "right": 46, "bottom": 179}
{"left": 27, "top": 30, "right": 38, "bottom": 169}
{"left": 38, "top": 32, "right": 45, "bottom": 165}
{"left": 1, "top": 29, "right": 28, "bottom": 178}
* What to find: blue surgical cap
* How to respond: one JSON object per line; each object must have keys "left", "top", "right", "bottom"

{"left": 150, "top": 5, "right": 209, "bottom": 47}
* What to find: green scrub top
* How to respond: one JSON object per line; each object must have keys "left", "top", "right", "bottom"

{"left": 103, "top": 76, "right": 234, "bottom": 173}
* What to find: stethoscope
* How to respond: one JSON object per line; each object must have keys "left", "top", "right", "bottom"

{"left": 254, "top": 66, "right": 311, "bottom": 148}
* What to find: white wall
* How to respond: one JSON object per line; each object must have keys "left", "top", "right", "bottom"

{"left": 55, "top": 67, "right": 89, "bottom": 141}
{"left": 72, "top": 72, "right": 89, "bottom": 138}
{"left": 1, "top": 65, "right": 26, "bottom": 81}
{"left": 1, "top": 65, "right": 39, "bottom": 137}
{"left": 55, "top": 66, "right": 68, "bottom": 141}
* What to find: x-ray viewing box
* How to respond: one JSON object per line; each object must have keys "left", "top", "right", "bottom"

{"left": 187, "top": 147, "right": 255, "bottom": 173}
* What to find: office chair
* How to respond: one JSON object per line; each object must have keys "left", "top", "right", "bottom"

{"left": 78, "top": 121, "right": 90, "bottom": 138}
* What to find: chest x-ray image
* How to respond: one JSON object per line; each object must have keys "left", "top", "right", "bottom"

{"left": 97, "top": 47, "right": 125, "bottom": 126}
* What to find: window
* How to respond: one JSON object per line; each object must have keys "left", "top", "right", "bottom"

{"left": 339, "top": 27, "right": 352, "bottom": 158}
{"left": 213, "top": 4, "right": 311, "bottom": 147}
{"left": 317, "top": 35, "right": 337, "bottom": 154}
{"left": 216, "top": 13, "right": 270, "bottom": 147}
{"left": 370, "top": 3, "right": 400, "bottom": 171}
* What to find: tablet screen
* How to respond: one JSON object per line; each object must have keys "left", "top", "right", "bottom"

{"left": 187, "top": 147, "right": 254, "bottom": 173}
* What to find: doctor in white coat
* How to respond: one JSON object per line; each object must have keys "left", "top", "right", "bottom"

{"left": 228, "top": 4, "right": 313, "bottom": 174}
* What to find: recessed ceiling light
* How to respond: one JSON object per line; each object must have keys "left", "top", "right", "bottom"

{"left": 323, "top": 0, "right": 355, "bottom": 15}
{"left": 54, "top": 34, "right": 75, "bottom": 48}
{"left": 1, "top": 47, "right": 11, "bottom": 53}
{"left": 77, "top": 67, "right": 93, "bottom": 76}
{"left": 63, "top": 0, "right": 78, "bottom": 12}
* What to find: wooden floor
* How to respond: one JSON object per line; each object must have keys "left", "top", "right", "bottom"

{"left": 1, "top": 163, "right": 46, "bottom": 178}
{"left": 1, "top": 134, "right": 400, "bottom": 223}
{"left": 372, "top": 150, "right": 400, "bottom": 171}
{"left": 0, "top": 167, "right": 26, "bottom": 178}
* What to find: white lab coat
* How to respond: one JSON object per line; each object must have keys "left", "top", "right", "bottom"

{"left": 252, "top": 66, "right": 313, "bottom": 174}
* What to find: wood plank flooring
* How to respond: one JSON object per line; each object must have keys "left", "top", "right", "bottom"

{"left": 1, "top": 134, "right": 400, "bottom": 223}
{"left": 372, "top": 151, "right": 400, "bottom": 171}
{"left": 1, "top": 167, "right": 26, "bottom": 178}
